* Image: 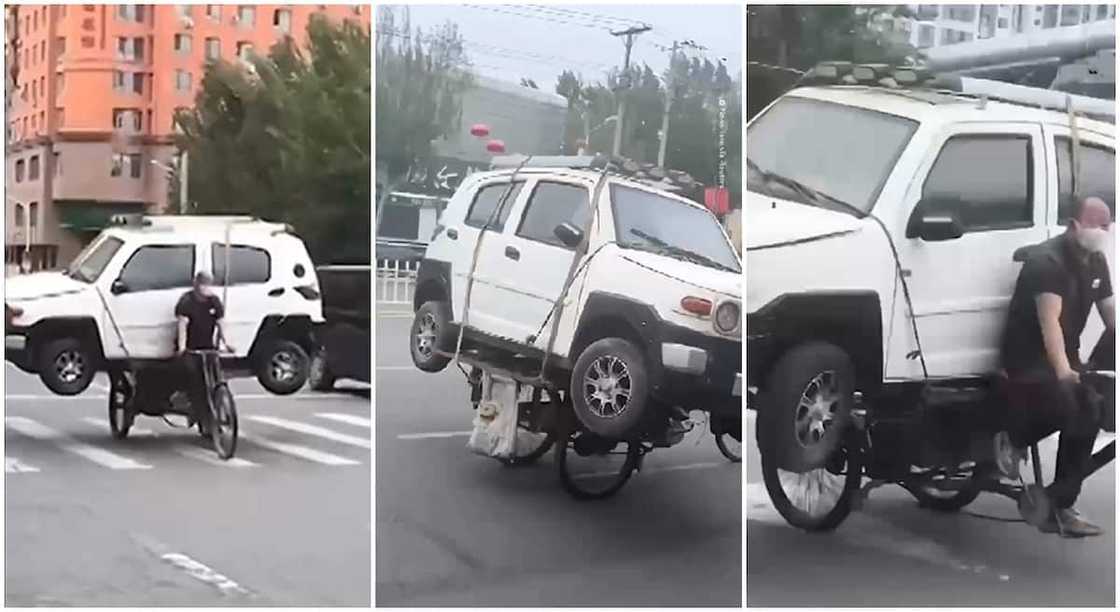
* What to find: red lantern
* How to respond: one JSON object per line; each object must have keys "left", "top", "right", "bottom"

{"left": 704, "top": 187, "right": 730, "bottom": 216}
{"left": 486, "top": 139, "right": 506, "bottom": 154}
{"left": 470, "top": 123, "right": 490, "bottom": 138}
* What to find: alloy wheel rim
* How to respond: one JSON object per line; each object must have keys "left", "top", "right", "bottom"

{"left": 271, "top": 351, "right": 297, "bottom": 382}
{"left": 582, "top": 355, "right": 631, "bottom": 419}
{"left": 415, "top": 313, "right": 437, "bottom": 358}
{"left": 794, "top": 370, "right": 840, "bottom": 448}
{"left": 55, "top": 351, "right": 84, "bottom": 383}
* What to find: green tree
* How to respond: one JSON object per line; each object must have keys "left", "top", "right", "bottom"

{"left": 177, "top": 15, "right": 371, "bottom": 265}
{"left": 374, "top": 6, "right": 472, "bottom": 230}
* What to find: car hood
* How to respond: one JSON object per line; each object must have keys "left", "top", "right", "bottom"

{"left": 6, "top": 271, "right": 90, "bottom": 301}
{"left": 619, "top": 249, "right": 741, "bottom": 300}
{"left": 743, "top": 189, "right": 863, "bottom": 251}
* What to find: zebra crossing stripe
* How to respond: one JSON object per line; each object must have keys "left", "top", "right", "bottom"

{"left": 314, "top": 413, "right": 371, "bottom": 428}
{"left": 81, "top": 417, "right": 157, "bottom": 438}
{"left": 247, "top": 416, "right": 371, "bottom": 449}
{"left": 5, "top": 456, "right": 40, "bottom": 473}
{"left": 239, "top": 432, "right": 361, "bottom": 466}
{"left": 173, "top": 446, "right": 259, "bottom": 468}
{"left": 5, "top": 417, "right": 152, "bottom": 470}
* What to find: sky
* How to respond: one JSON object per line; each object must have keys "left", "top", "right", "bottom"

{"left": 382, "top": 4, "right": 743, "bottom": 91}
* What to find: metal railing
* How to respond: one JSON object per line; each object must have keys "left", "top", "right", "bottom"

{"left": 376, "top": 259, "right": 419, "bottom": 305}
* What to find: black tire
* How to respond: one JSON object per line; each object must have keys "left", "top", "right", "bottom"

{"left": 308, "top": 349, "right": 336, "bottom": 392}
{"left": 502, "top": 431, "right": 556, "bottom": 467}
{"left": 715, "top": 432, "right": 742, "bottom": 463}
{"left": 210, "top": 383, "right": 238, "bottom": 460}
{"left": 555, "top": 412, "right": 640, "bottom": 500}
{"left": 569, "top": 337, "right": 649, "bottom": 438}
{"left": 906, "top": 480, "right": 982, "bottom": 512}
{"left": 37, "top": 337, "right": 97, "bottom": 396}
{"left": 757, "top": 342, "right": 860, "bottom": 531}
{"left": 107, "top": 374, "right": 134, "bottom": 440}
{"left": 256, "top": 340, "right": 309, "bottom": 395}
{"left": 410, "top": 301, "right": 453, "bottom": 373}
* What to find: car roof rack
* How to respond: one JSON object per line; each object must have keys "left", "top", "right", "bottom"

{"left": 800, "top": 61, "right": 1115, "bottom": 124}
{"left": 488, "top": 154, "right": 702, "bottom": 192}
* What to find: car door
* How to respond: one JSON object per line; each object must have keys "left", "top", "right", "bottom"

{"left": 451, "top": 178, "right": 528, "bottom": 334}
{"left": 890, "top": 122, "right": 1048, "bottom": 379}
{"left": 210, "top": 241, "right": 273, "bottom": 355}
{"left": 1043, "top": 125, "right": 1116, "bottom": 362}
{"left": 102, "top": 241, "right": 198, "bottom": 359}
{"left": 474, "top": 177, "right": 593, "bottom": 347}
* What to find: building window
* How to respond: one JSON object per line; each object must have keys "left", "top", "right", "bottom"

{"left": 1043, "top": 5, "right": 1059, "bottom": 28}
{"left": 40, "top": 41, "right": 46, "bottom": 62}
{"left": 113, "top": 108, "right": 142, "bottom": 132}
{"left": 29, "top": 155, "right": 40, "bottom": 180}
{"left": 14, "top": 204, "right": 24, "bottom": 228}
{"left": 117, "top": 5, "right": 145, "bottom": 23}
{"left": 205, "top": 37, "right": 220, "bottom": 61}
{"left": 1061, "top": 5, "right": 1082, "bottom": 26}
{"left": 273, "top": 9, "right": 291, "bottom": 34}
{"left": 946, "top": 5, "right": 976, "bottom": 22}
{"left": 81, "top": 36, "right": 95, "bottom": 49}
{"left": 29, "top": 202, "right": 38, "bottom": 229}
{"left": 117, "top": 37, "right": 145, "bottom": 61}
{"left": 56, "top": 107, "right": 64, "bottom": 128}
{"left": 174, "top": 33, "right": 192, "bottom": 54}
{"left": 111, "top": 153, "right": 143, "bottom": 179}
{"left": 114, "top": 70, "right": 126, "bottom": 91}
{"left": 175, "top": 70, "right": 192, "bottom": 92}
{"left": 54, "top": 152, "right": 61, "bottom": 176}
{"left": 56, "top": 36, "right": 66, "bottom": 57}
{"left": 1098, "top": 5, "right": 1111, "bottom": 20}
{"left": 206, "top": 5, "right": 221, "bottom": 21}
{"left": 237, "top": 6, "right": 255, "bottom": 27}
{"left": 176, "top": 5, "right": 192, "bottom": 18}
{"left": 237, "top": 42, "right": 254, "bottom": 60}
{"left": 918, "top": 24, "right": 935, "bottom": 48}
{"left": 132, "top": 73, "right": 145, "bottom": 95}
{"left": 15, "top": 159, "right": 25, "bottom": 182}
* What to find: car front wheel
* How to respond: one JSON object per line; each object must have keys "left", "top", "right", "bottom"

{"left": 569, "top": 337, "right": 650, "bottom": 439}
{"left": 38, "top": 337, "right": 97, "bottom": 396}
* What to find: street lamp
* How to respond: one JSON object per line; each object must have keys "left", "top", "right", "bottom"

{"left": 151, "top": 153, "right": 189, "bottom": 214}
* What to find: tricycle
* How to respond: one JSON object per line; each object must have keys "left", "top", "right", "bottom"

{"left": 107, "top": 349, "right": 239, "bottom": 460}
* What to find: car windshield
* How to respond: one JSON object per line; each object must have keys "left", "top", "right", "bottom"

{"left": 611, "top": 184, "right": 741, "bottom": 273}
{"left": 65, "top": 236, "right": 124, "bottom": 283}
{"left": 743, "top": 95, "right": 918, "bottom": 214}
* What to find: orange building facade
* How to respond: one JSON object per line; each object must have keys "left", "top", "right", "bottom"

{"left": 4, "top": 4, "right": 369, "bottom": 270}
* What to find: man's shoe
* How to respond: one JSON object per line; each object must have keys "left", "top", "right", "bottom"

{"left": 993, "top": 431, "right": 1026, "bottom": 480}
{"left": 1038, "top": 511, "right": 1059, "bottom": 534}
{"left": 1055, "top": 508, "right": 1104, "bottom": 538}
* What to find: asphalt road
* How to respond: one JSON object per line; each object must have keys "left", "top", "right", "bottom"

{"left": 5, "top": 363, "right": 371, "bottom": 607}
{"left": 375, "top": 308, "right": 742, "bottom": 606}
{"left": 746, "top": 410, "right": 1116, "bottom": 607}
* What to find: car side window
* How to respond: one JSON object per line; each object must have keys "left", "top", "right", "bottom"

{"left": 465, "top": 181, "right": 524, "bottom": 231}
{"left": 920, "top": 134, "right": 1033, "bottom": 231}
{"left": 118, "top": 244, "right": 195, "bottom": 292}
{"left": 212, "top": 244, "right": 270, "bottom": 285}
{"left": 516, "top": 181, "right": 591, "bottom": 248}
{"left": 1056, "top": 137, "right": 1115, "bottom": 222}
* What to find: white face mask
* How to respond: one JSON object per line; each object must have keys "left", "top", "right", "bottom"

{"left": 1076, "top": 226, "right": 1111, "bottom": 253}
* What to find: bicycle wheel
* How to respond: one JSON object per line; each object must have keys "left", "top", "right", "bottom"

{"left": 108, "top": 373, "right": 134, "bottom": 440}
{"left": 555, "top": 413, "right": 641, "bottom": 500}
{"left": 210, "top": 383, "right": 238, "bottom": 460}
{"left": 715, "top": 432, "right": 742, "bottom": 463}
{"left": 502, "top": 387, "right": 557, "bottom": 467}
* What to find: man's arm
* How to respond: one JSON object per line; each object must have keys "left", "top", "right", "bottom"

{"left": 177, "top": 316, "right": 188, "bottom": 354}
{"left": 212, "top": 297, "right": 234, "bottom": 352}
{"left": 1037, "top": 293, "right": 1077, "bottom": 382}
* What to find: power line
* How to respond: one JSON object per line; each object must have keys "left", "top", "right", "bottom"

{"left": 377, "top": 27, "right": 613, "bottom": 71}
{"left": 461, "top": 4, "right": 615, "bottom": 31}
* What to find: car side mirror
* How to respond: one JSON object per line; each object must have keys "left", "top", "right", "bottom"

{"left": 110, "top": 279, "right": 129, "bottom": 295}
{"left": 554, "top": 222, "right": 584, "bottom": 248}
{"left": 906, "top": 205, "right": 964, "bottom": 242}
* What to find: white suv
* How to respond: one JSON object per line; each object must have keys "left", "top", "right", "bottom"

{"left": 5, "top": 215, "right": 324, "bottom": 395}
{"left": 409, "top": 156, "right": 743, "bottom": 438}
{"left": 745, "top": 68, "right": 1114, "bottom": 455}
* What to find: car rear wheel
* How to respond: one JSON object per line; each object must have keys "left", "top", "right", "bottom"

{"left": 38, "top": 337, "right": 97, "bottom": 396}
{"left": 410, "top": 301, "right": 453, "bottom": 372}
{"left": 256, "top": 340, "right": 309, "bottom": 395}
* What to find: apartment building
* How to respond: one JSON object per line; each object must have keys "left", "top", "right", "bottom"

{"left": 4, "top": 4, "right": 369, "bottom": 270}
{"left": 901, "top": 4, "right": 1115, "bottom": 49}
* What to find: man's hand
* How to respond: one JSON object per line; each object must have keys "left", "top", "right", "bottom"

{"left": 1057, "top": 366, "right": 1081, "bottom": 385}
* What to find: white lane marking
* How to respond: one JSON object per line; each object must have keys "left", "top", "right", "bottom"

{"left": 5, "top": 417, "right": 152, "bottom": 470}
{"left": 91, "top": 380, "right": 110, "bottom": 393}
{"left": 173, "top": 446, "right": 259, "bottom": 468}
{"left": 5, "top": 393, "right": 361, "bottom": 402}
{"left": 376, "top": 313, "right": 414, "bottom": 319}
{"left": 376, "top": 366, "right": 418, "bottom": 371}
{"left": 573, "top": 460, "right": 728, "bottom": 480}
{"left": 314, "top": 413, "right": 372, "bottom": 428}
{"left": 5, "top": 394, "right": 108, "bottom": 401}
{"left": 161, "top": 552, "right": 250, "bottom": 595}
{"left": 240, "top": 432, "right": 361, "bottom": 466}
{"left": 81, "top": 416, "right": 156, "bottom": 437}
{"left": 247, "top": 416, "right": 371, "bottom": 449}
{"left": 5, "top": 456, "right": 40, "bottom": 473}
{"left": 397, "top": 430, "right": 474, "bottom": 440}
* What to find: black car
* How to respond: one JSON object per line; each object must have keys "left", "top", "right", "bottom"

{"left": 309, "top": 265, "right": 371, "bottom": 390}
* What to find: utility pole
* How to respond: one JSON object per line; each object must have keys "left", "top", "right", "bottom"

{"left": 610, "top": 24, "right": 651, "bottom": 157}
{"left": 179, "top": 151, "right": 189, "bottom": 214}
{"left": 657, "top": 41, "right": 680, "bottom": 168}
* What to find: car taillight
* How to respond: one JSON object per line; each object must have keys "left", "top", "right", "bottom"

{"left": 6, "top": 304, "right": 22, "bottom": 325}
{"left": 680, "top": 296, "right": 712, "bottom": 317}
{"left": 295, "top": 286, "right": 321, "bottom": 300}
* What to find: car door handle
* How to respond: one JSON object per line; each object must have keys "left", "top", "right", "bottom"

{"left": 505, "top": 246, "right": 520, "bottom": 261}
{"left": 268, "top": 288, "right": 285, "bottom": 297}
{"left": 446, "top": 228, "right": 458, "bottom": 240}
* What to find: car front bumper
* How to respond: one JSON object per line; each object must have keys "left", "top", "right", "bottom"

{"left": 654, "top": 325, "right": 742, "bottom": 414}
{"left": 5, "top": 328, "right": 33, "bottom": 373}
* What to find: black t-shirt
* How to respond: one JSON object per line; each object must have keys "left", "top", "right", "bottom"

{"left": 1001, "top": 235, "right": 1112, "bottom": 374}
{"left": 175, "top": 291, "right": 225, "bottom": 350}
